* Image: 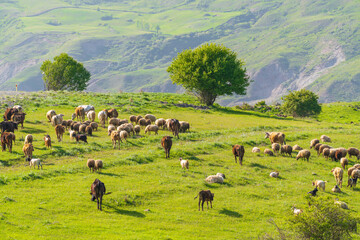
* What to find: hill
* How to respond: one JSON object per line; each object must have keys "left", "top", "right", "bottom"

{"left": 1, "top": 92, "right": 360, "bottom": 238}
{"left": 0, "top": 0, "right": 359, "bottom": 105}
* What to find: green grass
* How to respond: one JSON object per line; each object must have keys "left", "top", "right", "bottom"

{"left": 1, "top": 92, "right": 360, "bottom": 239}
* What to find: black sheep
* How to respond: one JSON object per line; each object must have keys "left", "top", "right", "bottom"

{"left": 75, "top": 134, "right": 88, "bottom": 143}
{"left": 308, "top": 187, "right": 318, "bottom": 196}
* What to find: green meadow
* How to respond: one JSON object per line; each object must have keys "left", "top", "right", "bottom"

{"left": 1, "top": 91, "right": 360, "bottom": 239}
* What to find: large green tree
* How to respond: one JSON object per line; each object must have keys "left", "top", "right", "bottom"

{"left": 167, "top": 43, "right": 250, "bottom": 106}
{"left": 41, "top": 53, "right": 90, "bottom": 91}
{"left": 281, "top": 89, "right": 321, "bottom": 117}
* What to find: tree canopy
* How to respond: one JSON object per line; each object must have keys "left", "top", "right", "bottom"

{"left": 167, "top": 43, "right": 250, "bottom": 106}
{"left": 40, "top": 53, "right": 90, "bottom": 91}
{"left": 281, "top": 89, "right": 321, "bottom": 117}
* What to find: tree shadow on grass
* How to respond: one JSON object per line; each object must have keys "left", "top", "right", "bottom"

{"left": 219, "top": 208, "right": 242, "bottom": 218}
{"left": 21, "top": 127, "right": 47, "bottom": 134}
{"left": 98, "top": 172, "right": 122, "bottom": 177}
{"left": 0, "top": 160, "right": 11, "bottom": 167}
{"left": 249, "top": 163, "right": 268, "bottom": 169}
{"left": 103, "top": 204, "right": 145, "bottom": 218}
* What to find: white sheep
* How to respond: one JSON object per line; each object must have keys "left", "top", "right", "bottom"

{"left": 331, "top": 167, "right": 343, "bottom": 188}
{"left": 293, "top": 145, "right": 303, "bottom": 151}
{"left": 320, "top": 135, "right": 331, "bottom": 142}
{"left": 144, "top": 114, "right": 156, "bottom": 123}
{"left": 340, "top": 157, "right": 348, "bottom": 169}
{"left": 179, "top": 158, "right": 189, "bottom": 170}
{"left": 108, "top": 124, "right": 116, "bottom": 136}
{"left": 296, "top": 149, "right": 311, "bottom": 161}
{"left": 292, "top": 206, "right": 303, "bottom": 215}
{"left": 312, "top": 180, "right": 326, "bottom": 191}
{"left": 271, "top": 143, "right": 280, "bottom": 153}
{"left": 51, "top": 114, "right": 64, "bottom": 127}
{"left": 144, "top": 125, "right": 159, "bottom": 135}
{"left": 46, "top": 110, "right": 56, "bottom": 122}
{"left": 206, "top": 173, "right": 224, "bottom": 184}
{"left": 24, "top": 134, "right": 33, "bottom": 145}
{"left": 87, "top": 110, "right": 96, "bottom": 122}
{"left": 269, "top": 172, "right": 279, "bottom": 178}
{"left": 29, "top": 158, "right": 42, "bottom": 169}
{"left": 252, "top": 147, "right": 260, "bottom": 153}
{"left": 119, "top": 130, "right": 129, "bottom": 142}
{"left": 98, "top": 110, "right": 107, "bottom": 128}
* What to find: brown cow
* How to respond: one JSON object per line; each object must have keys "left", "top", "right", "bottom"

{"left": 194, "top": 190, "right": 214, "bottom": 211}
{"left": 1, "top": 132, "right": 13, "bottom": 152}
{"left": 55, "top": 125, "right": 65, "bottom": 142}
{"left": 90, "top": 179, "right": 106, "bottom": 211}
{"left": 232, "top": 144, "right": 245, "bottom": 165}
{"left": 169, "top": 119, "right": 180, "bottom": 139}
{"left": 11, "top": 112, "right": 26, "bottom": 129}
{"left": 3, "top": 108, "right": 17, "bottom": 121}
{"left": 161, "top": 136, "right": 173, "bottom": 158}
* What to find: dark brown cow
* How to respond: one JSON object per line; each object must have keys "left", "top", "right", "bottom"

{"left": 0, "top": 121, "right": 18, "bottom": 133}
{"left": 90, "top": 179, "right": 106, "bottom": 211}
{"left": 232, "top": 144, "right": 245, "bottom": 165}
{"left": 11, "top": 112, "right": 26, "bottom": 129}
{"left": 3, "top": 108, "right": 17, "bottom": 121}
{"left": 161, "top": 136, "right": 173, "bottom": 158}
{"left": 169, "top": 119, "right": 180, "bottom": 139}
{"left": 194, "top": 190, "right": 214, "bottom": 211}
{"left": 1, "top": 132, "right": 13, "bottom": 152}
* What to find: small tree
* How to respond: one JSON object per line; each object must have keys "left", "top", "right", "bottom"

{"left": 167, "top": 43, "right": 250, "bottom": 106}
{"left": 281, "top": 89, "right": 321, "bottom": 117}
{"left": 41, "top": 53, "right": 90, "bottom": 91}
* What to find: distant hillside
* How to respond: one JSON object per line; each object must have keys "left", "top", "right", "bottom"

{"left": 0, "top": 0, "right": 359, "bottom": 105}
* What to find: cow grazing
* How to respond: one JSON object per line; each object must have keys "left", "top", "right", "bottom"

{"left": 194, "top": 190, "right": 214, "bottom": 211}
{"left": 232, "top": 144, "right": 245, "bottom": 165}
{"left": 55, "top": 125, "right": 65, "bottom": 142}
{"left": 1, "top": 132, "right": 13, "bottom": 152}
{"left": 161, "top": 136, "right": 173, "bottom": 158}
{"left": 90, "top": 179, "right": 106, "bottom": 211}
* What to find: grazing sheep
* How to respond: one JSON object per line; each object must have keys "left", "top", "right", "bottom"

{"left": 8, "top": 132, "right": 15, "bottom": 145}
{"left": 55, "top": 125, "right": 65, "bottom": 142}
{"left": 78, "top": 105, "right": 95, "bottom": 113}
{"left": 272, "top": 143, "right": 280, "bottom": 153}
{"left": 348, "top": 166, "right": 357, "bottom": 179}
{"left": 347, "top": 178, "right": 357, "bottom": 188}
{"left": 179, "top": 158, "right": 189, "bottom": 170}
{"left": 318, "top": 144, "right": 331, "bottom": 156}
{"left": 281, "top": 145, "right": 293, "bottom": 157}
{"left": 51, "top": 114, "right": 64, "bottom": 127}
{"left": 194, "top": 190, "right": 214, "bottom": 211}
{"left": 161, "top": 136, "right": 173, "bottom": 158}
{"left": 308, "top": 187, "right": 318, "bottom": 196}
{"left": 11, "top": 112, "right": 26, "bottom": 129}
{"left": 136, "top": 115, "right": 143, "bottom": 124}
{"left": 87, "top": 110, "right": 96, "bottom": 122}
{"left": 330, "top": 149, "right": 341, "bottom": 161}
{"left": 119, "top": 130, "right": 128, "bottom": 142}
{"left": 90, "top": 179, "right": 106, "bottom": 211}
{"left": 62, "top": 120, "right": 69, "bottom": 130}
{"left": 69, "top": 130, "right": 76, "bottom": 141}
{"left": 320, "top": 135, "right": 331, "bottom": 142}
{"left": 293, "top": 145, "right": 303, "bottom": 151}
{"left": 312, "top": 180, "right": 326, "bottom": 191}
{"left": 165, "top": 118, "right": 172, "bottom": 130}
{"left": 232, "top": 144, "right": 245, "bottom": 165}
{"left": 354, "top": 164, "right": 360, "bottom": 169}
{"left": 98, "top": 111, "right": 107, "bottom": 128}
{"left": 28, "top": 158, "right": 42, "bottom": 170}
{"left": 46, "top": 110, "right": 56, "bottom": 122}
{"left": 331, "top": 167, "right": 343, "bottom": 188}
{"left": 252, "top": 147, "right": 260, "bottom": 153}
{"left": 71, "top": 122, "right": 81, "bottom": 133}
{"left": 75, "top": 134, "right": 88, "bottom": 144}
{"left": 23, "top": 143, "right": 34, "bottom": 159}
{"left": 296, "top": 149, "right": 311, "bottom": 161}
{"left": 75, "top": 107, "right": 85, "bottom": 121}
{"left": 145, "top": 119, "right": 152, "bottom": 126}
{"left": 0, "top": 121, "right": 18, "bottom": 133}
{"left": 87, "top": 159, "right": 95, "bottom": 173}
{"left": 205, "top": 173, "right": 224, "bottom": 184}
{"left": 340, "top": 158, "right": 348, "bottom": 170}
{"left": 269, "top": 172, "right": 279, "bottom": 178}
{"left": 264, "top": 148, "right": 274, "bottom": 156}
{"left": 71, "top": 113, "right": 76, "bottom": 120}
{"left": 134, "top": 125, "right": 141, "bottom": 135}
{"left": 179, "top": 121, "right": 190, "bottom": 133}
{"left": 24, "top": 134, "right": 33, "bottom": 145}
{"left": 107, "top": 109, "right": 118, "bottom": 118}
{"left": 351, "top": 169, "right": 360, "bottom": 179}
{"left": 314, "top": 143, "right": 322, "bottom": 154}
{"left": 110, "top": 131, "right": 122, "bottom": 149}
{"left": 310, "top": 139, "right": 320, "bottom": 149}
{"left": 129, "top": 115, "right": 137, "bottom": 124}
{"left": 335, "top": 200, "right": 349, "bottom": 210}
{"left": 332, "top": 185, "right": 341, "bottom": 193}
{"left": 155, "top": 118, "right": 166, "bottom": 130}
{"left": 1, "top": 132, "right": 13, "bottom": 152}
{"left": 117, "top": 124, "right": 132, "bottom": 136}
{"left": 79, "top": 124, "right": 87, "bottom": 133}
{"left": 85, "top": 126, "right": 93, "bottom": 136}
{"left": 108, "top": 124, "right": 116, "bottom": 136}
{"left": 264, "top": 132, "right": 286, "bottom": 145}
{"left": 138, "top": 118, "right": 147, "bottom": 128}
{"left": 337, "top": 147, "right": 347, "bottom": 158}
{"left": 144, "top": 114, "right": 156, "bottom": 123}
{"left": 90, "top": 122, "right": 98, "bottom": 131}
{"left": 94, "top": 160, "right": 103, "bottom": 172}
{"left": 44, "top": 134, "right": 51, "bottom": 149}
{"left": 347, "top": 147, "right": 360, "bottom": 159}
{"left": 144, "top": 125, "right": 159, "bottom": 135}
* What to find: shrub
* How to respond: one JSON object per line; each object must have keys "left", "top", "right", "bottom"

{"left": 281, "top": 89, "right": 321, "bottom": 117}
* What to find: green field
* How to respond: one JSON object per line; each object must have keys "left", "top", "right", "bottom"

{"left": 1, "top": 92, "right": 360, "bottom": 239}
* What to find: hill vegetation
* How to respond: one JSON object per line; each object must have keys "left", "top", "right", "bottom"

{"left": 0, "top": 0, "right": 359, "bottom": 105}
{"left": 1, "top": 92, "right": 360, "bottom": 238}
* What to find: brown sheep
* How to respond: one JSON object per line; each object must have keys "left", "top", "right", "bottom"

{"left": 179, "top": 121, "right": 190, "bottom": 133}
{"left": 79, "top": 124, "right": 87, "bottom": 133}
{"left": 136, "top": 115, "right": 143, "bottom": 124}
{"left": 320, "top": 135, "right": 331, "bottom": 142}
{"left": 138, "top": 118, "right": 147, "bottom": 128}
{"left": 1, "top": 132, "right": 13, "bottom": 153}
{"left": 144, "top": 125, "right": 159, "bottom": 135}
{"left": 90, "top": 179, "right": 106, "bottom": 211}
{"left": 333, "top": 149, "right": 343, "bottom": 162}
{"left": 3, "top": 107, "right": 17, "bottom": 121}
{"left": 87, "top": 159, "right": 95, "bottom": 173}
{"left": 62, "top": 120, "right": 68, "bottom": 130}
{"left": 155, "top": 118, "right": 166, "bottom": 130}
{"left": 75, "top": 107, "right": 85, "bottom": 121}
{"left": 264, "top": 132, "right": 286, "bottom": 145}
{"left": 24, "top": 134, "right": 33, "bottom": 145}
{"left": 348, "top": 166, "right": 357, "bottom": 179}
{"left": 119, "top": 130, "right": 128, "bottom": 142}
{"left": 85, "top": 126, "right": 93, "bottom": 136}
{"left": 264, "top": 148, "right": 274, "bottom": 156}
{"left": 331, "top": 167, "right": 343, "bottom": 188}
{"left": 296, "top": 149, "right": 311, "bottom": 161}
{"left": 129, "top": 115, "right": 137, "bottom": 124}
{"left": 271, "top": 143, "right": 280, "bottom": 153}
{"left": 145, "top": 119, "right": 152, "bottom": 126}
{"left": 310, "top": 139, "right": 320, "bottom": 149}
{"left": 347, "top": 147, "right": 360, "bottom": 159}
{"left": 110, "top": 131, "right": 122, "bottom": 149}
{"left": 323, "top": 148, "right": 330, "bottom": 160}
{"left": 144, "top": 114, "right": 156, "bottom": 123}
{"left": 107, "top": 109, "right": 118, "bottom": 118}
{"left": 108, "top": 124, "right": 116, "bottom": 136}
{"left": 90, "top": 122, "right": 98, "bottom": 131}
{"left": 87, "top": 110, "right": 96, "bottom": 122}
{"left": 94, "top": 160, "right": 103, "bottom": 172}
{"left": 318, "top": 144, "right": 331, "bottom": 156}
{"left": 280, "top": 145, "right": 293, "bottom": 157}
{"left": 340, "top": 158, "right": 348, "bottom": 170}
{"left": 314, "top": 143, "right": 322, "bottom": 154}
{"left": 232, "top": 144, "right": 245, "bottom": 165}
{"left": 23, "top": 143, "right": 34, "bottom": 159}
{"left": 161, "top": 136, "right": 173, "bottom": 158}
{"left": 44, "top": 134, "right": 51, "bottom": 149}
{"left": 55, "top": 124, "right": 65, "bottom": 142}
{"left": 109, "top": 118, "right": 121, "bottom": 127}
{"left": 51, "top": 114, "right": 64, "bottom": 127}
{"left": 134, "top": 125, "right": 141, "bottom": 135}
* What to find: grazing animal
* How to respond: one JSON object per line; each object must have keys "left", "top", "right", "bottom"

{"left": 98, "top": 111, "right": 107, "bottom": 128}
{"left": 11, "top": 112, "right": 26, "bottom": 129}
{"left": 310, "top": 139, "right": 320, "bottom": 149}
{"left": 90, "top": 122, "right": 98, "bottom": 131}
{"left": 331, "top": 167, "right": 344, "bottom": 188}
{"left": 205, "top": 173, "right": 225, "bottom": 184}
{"left": 54, "top": 125, "right": 65, "bottom": 142}
{"left": 269, "top": 172, "right": 279, "bottom": 178}
{"left": 129, "top": 115, "right": 137, "bottom": 124}
{"left": 136, "top": 115, "right": 143, "bottom": 124}
{"left": 333, "top": 149, "right": 343, "bottom": 162}
{"left": 138, "top": 118, "right": 147, "bottom": 128}
{"left": 292, "top": 206, "right": 303, "bottom": 215}
{"left": 232, "top": 144, "right": 245, "bottom": 165}
{"left": 23, "top": 143, "right": 34, "bottom": 159}
{"left": 296, "top": 149, "right": 311, "bottom": 161}
{"left": 108, "top": 124, "right": 116, "bottom": 136}
{"left": 252, "top": 147, "right": 260, "bottom": 153}
{"left": 194, "top": 190, "right": 214, "bottom": 211}
{"left": 155, "top": 118, "right": 166, "bottom": 130}
{"left": 8, "top": 132, "right": 15, "bottom": 144}
{"left": 28, "top": 158, "right": 42, "bottom": 169}
{"left": 90, "top": 179, "right": 106, "bottom": 211}
{"left": 87, "top": 110, "right": 96, "bottom": 122}
{"left": 318, "top": 144, "right": 331, "bottom": 156}
{"left": 75, "top": 134, "right": 88, "bottom": 144}
{"left": 169, "top": 119, "right": 180, "bottom": 139}
{"left": 75, "top": 107, "right": 85, "bottom": 121}
{"left": 320, "top": 135, "right": 331, "bottom": 142}
{"left": 340, "top": 158, "right": 348, "bottom": 170}
{"left": 24, "top": 134, "right": 33, "bottom": 145}
{"left": 71, "top": 113, "right": 76, "bottom": 120}
{"left": 134, "top": 125, "right": 141, "bottom": 135}
{"left": 308, "top": 187, "right": 318, "bottom": 196}
{"left": 312, "top": 180, "right": 326, "bottom": 191}
{"left": 351, "top": 169, "right": 360, "bottom": 180}
{"left": 179, "top": 121, "right": 190, "bottom": 133}
{"left": 145, "top": 119, "right": 152, "bottom": 126}
{"left": 161, "top": 136, "right": 173, "bottom": 158}
{"left": 94, "top": 160, "right": 103, "bottom": 172}
{"left": 0, "top": 121, "right": 18, "bottom": 133}
{"left": 78, "top": 105, "right": 95, "bottom": 113}
{"left": 85, "top": 125, "right": 93, "bottom": 136}
{"left": 323, "top": 148, "right": 331, "bottom": 160}
{"left": 3, "top": 107, "right": 18, "bottom": 121}
{"left": 119, "top": 130, "right": 128, "bottom": 142}
{"left": 347, "top": 178, "right": 357, "bottom": 188}
{"left": 87, "top": 159, "right": 95, "bottom": 173}
{"left": 293, "top": 144, "right": 303, "bottom": 151}
{"left": 1, "top": 132, "right": 13, "bottom": 152}
{"left": 264, "top": 148, "right": 274, "bottom": 156}
{"left": 335, "top": 200, "right": 349, "bottom": 210}
{"left": 144, "top": 125, "right": 159, "bottom": 135}
{"left": 107, "top": 109, "right": 118, "bottom": 118}
{"left": 264, "top": 132, "right": 286, "bottom": 145}
{"left": 144, "top": 114, "right": 156, "bottom": 123}
{"left": 280, "top": 145, "right": 293, "bottom": 157}
{"left": 347, "top": 147, "right": 360, "bottom": 160}
{"left": 51, "top": 114, "right": 64, "bottom": 127}
{"left": 272, "top": 143, "right": 280, "bottom": 153}
{"left": 79, "top": 124, "right": 87, "bottom": 133}
{"left": 332, "top": 185, "right": 341, "bottom": 193}
{"left": 110, "top": 131, "right": 122, "bottom": 149}
{"left": 179, "top": 158, "right": 189, "bottom": 170}
{"left": 44, "top": 134, "right": 51, "bottom": 149}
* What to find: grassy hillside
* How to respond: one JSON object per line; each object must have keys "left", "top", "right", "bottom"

{"left": 0, "top": 0, "right": 359, "bottom": 105}
{"left": 1, "top": 92, "right": 360, "bottom": 239}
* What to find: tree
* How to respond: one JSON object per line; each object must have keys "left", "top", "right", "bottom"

{"left": 41, "top": 53, "right": 90, "bottom": 91}
{"left": 167, "top": 43, "right": 250, "bottom": 106}
{"left": 281, "top": 89, "right": 321, "bottom": 117}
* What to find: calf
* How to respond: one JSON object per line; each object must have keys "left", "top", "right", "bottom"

{"left": 1, "top": 132, "right": 13, "bottom": 152}
{"left": 161, "top": 136, "right": 173, "bottom": 158}
{"left": 169, "top": 119, "right": 180, "bottom": 139}
{"left": 75, "top": 134, "right": 88, "bottom": 144}
{"left": 232, "top": 144, "right": 245, "bottom": 165}
{"left": 194, "top": 190, "right": 214, "bottom": 211}
{"left": 23, "top": 143, "right": 34, "bottom": 159}
{"left": 90, "top": 179, "right": 106, "bottom": 211}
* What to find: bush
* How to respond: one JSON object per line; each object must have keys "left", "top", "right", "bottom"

{"left": 281, "top": 89, "right": 321, "bottom": 117}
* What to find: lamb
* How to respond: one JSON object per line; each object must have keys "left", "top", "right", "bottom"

{"left": 75, "top": 134, "right": 88, "bottom": 144}
{"left": 347, "top": 147, "right": 360, "bottom": 159}
{"left": 155, "top": 118, "right": 166, "bottom": 130}
{"left": 1, "top": 132, "right": 13, "bottom": 152}
{"left": 293, "top": 145, "right": 303, "bottom": 151}
{"left": 335, "top": 200, "right": 349, "bottom": 210}
{"left": 332, "top": 185, "right": 341, "bottom": 193}
{"left": 272, "top": 143, "right": 280, "bottom": 153}
{"left": 119, "top": 130, "right": 128, "bottom": 142}
{"left": 264, "top": 148, "right": 274, "bottom": 156}
{"left": 111, "top": 131, "right": 122, "bottom": 149}
{"left": 179, "top": 158, "right": 189, "bottom": 170}
{"left": 264, "top": 132, "right": 286, "bottom": 145}
{"left": 51, "top": 114, "right": 64, "bottom": 127}
{"left": 320, "top": 135, "right": 331, "bottom": 142}
{"left": 281, "top": 145, "right": 293, "bottom": 157}
{"left": 194, "top": 190, "right": 214, "bottom": 211}
{"left": 90, "top": 122, "right": 98, "bottom": 131}
{"left": 340, "top": 157, "right": 348, "bottom": 169}
{"left": 85, "top": 126, "right": 93, "bottom": 136}
{"left": 24, "top": 134, "right": 33, "bottom": 144}
{"left": 75, "top": 107, "right": 85, "bottom": 121}
{"left": 179, "top": 121, "right": 190, "bottom": 133}
{"left": 292, "top": 206, "right": 303, "bottom": 215}
{"left": 98, "top": 111, "right": 107, "bottom": 128}
{"left": 90, "top": 179, "right": 106, "bottom": 211}
{"left": 232, "top": 144, "right": 245, "bottom": 165}
{"left": 161, "top": 136, "right": 172, "bottom": 158}
{"left": 144, "top": 125, "right": 159, "bottom": 135}
{"left": 308, "top": 187, "right": 318, "bottom": 196}
{"left": 331, "top": 167, "right": 343, "bottom": 188}
{"left": 46, "top": 110, "right": 56, "bottom": 122}
{"left": 87, "top": 110, "right": 96, "bottom": 122}
{"left": 134, "top": 125, "right": 141, "bottom": 135}
{"left": 87, "top": 159, "right": 95, "bottom": 173}
{"left": 205, "top": 173, "right": 224, "bottom": 184}
{"left": 310, "top": 139, "right": 320, "bottom": 149}
{"left": 129, "top": 115, "right": 137, "bottom": 124}
{"left": 28, "top": 158, "right": 42, "bottom": 169}
{"left": 312, "top": 180, "right": 326, "bottom": 191}
{"left": 44, "top": 134, "right": 51, "bottom": 149}
{"left": 269, "top": 172, "right": 279, "bottom": 178}
{"left": 252, "top": 147, "right": 260, "bottom": 153}
{"left": 23, "top": 143, "right": 34, "bottom": 159}
{"left": 108, "top": 124, "right": 116, "bottom": 136}
{"left": 144, "top": 114, "right": 156, "bottom": 123}
{"left": 296, "top": 149, "right": 311, "bottom": 161}
{"left": 55, "top": 124, "right": 65, "bottom": 142}
{"left": 94, "top": 160, "right": 103, "bottom": 172}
